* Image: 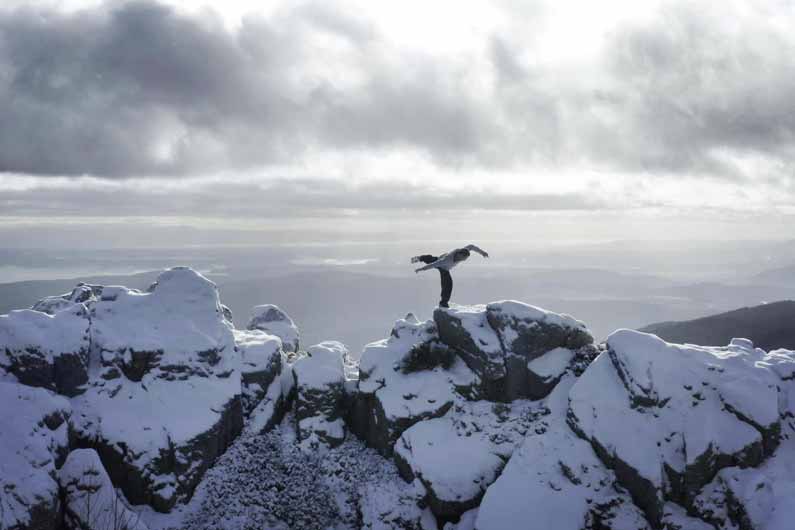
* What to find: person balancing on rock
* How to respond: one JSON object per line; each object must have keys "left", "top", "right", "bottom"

{"left": 411, "top": 244, "right": 489, "bottom": 308}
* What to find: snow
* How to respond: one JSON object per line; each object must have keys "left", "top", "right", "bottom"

{"left": 91, "top": 268, "right": 236, "bottom": 373}
{"left": 245, "top": 377, "right": 285, "bottom": 435}
{"left": 0, "top": 304, "right": 89, "bottom": 361}
{"left": 292, "top": 341, "right": 349, "bottom": 447}
{"left": 235, "top": 329, "right": 282, "bottom": 372}
{"left": 247, "top": 304, "right": 300, "bottom": 353}
{"left": 9, "top": 276, "right": 795, "bottom": 530}
{"left": 61, "top": 268, "right": 249, "bottom": 510}
{"left": 74, "top": 374, "right": 241, "bottom": 448}
{"left": 569, "top": 329, "right": 790, "bottom": 520}
{"left": 759, "top": 348, "right": 795, "bottom": 380}
{"left": 438, "top": 305, "right": 503, "bottom": 356}
{"left": 396, "top": 417, "right": 503, "bottom": 504}
{"left": 395, "top": 398, "right": 541, "bottom": 513}
{"left": 59, "top": 448, "right": 148, "bottom": 530}
{"left": 359, "top": 315, "right": 477, "bottom": 425}
{"left": 693, "top": 421, "right": 795, "bottom": 530}
{"left": 141, "top": 419, "right": 432, "bottom": 530}
{"left": 476, "top": 376, "right": 649, "bottom": 530}
{"left": 0, "top": 381, "right": 71, "bottom": 530}
{"left": 662, "top": 503, "right": 714, "bottom": 530}
{"left": 234, "top": 328, "right": 284, "bottom": 414}
{"left": 293, "top": 341, "right": 347, "bottom": 388}
{"left": 487, "top": 300, "right": 589, "bottom": 333}
{"left": 527, "top": 347, "right": 573, "bottom": 379}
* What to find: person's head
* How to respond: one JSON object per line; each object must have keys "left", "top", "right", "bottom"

{"left": 454, "top": 248, "right": 471, "bottom": 262}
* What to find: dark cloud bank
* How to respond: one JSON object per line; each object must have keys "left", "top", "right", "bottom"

{"left": 0, "top": 0, "right": 794, "bottom": 181}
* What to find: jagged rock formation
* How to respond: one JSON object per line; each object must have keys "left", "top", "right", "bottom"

{"left": 0, "top": 268, "right": 296, "bottom": 529}
{"left": 293, "top": 341, "right": 350, "bottom": 448}
{"left": 247, "top": 304, "right": 300, "bottom": 353}
{"left": 0, "top": 305, "right": 90, "bottom": 396}
{"left": 351, "top": 314, "right": 478, "bottom": 457}
{"left": 234, "top": 328, "right": 284, "bottom": 416}
{"left": 3, "top": 269, "right": 795, "bottom": 530}
{"left": 569, "top": 332, "right": 786, "bottom": 525}
{"left": 0, "top": 382, "right": 71, "bottom": 530}
{"left": 435, "top": 302, "right": 593, "bottom": 400}
{"left": 68, "top": 268, "right": 247, "bottom": 512}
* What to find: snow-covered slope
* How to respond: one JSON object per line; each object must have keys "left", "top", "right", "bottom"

{"left": 2, "top": 268, "right": 795, "bottom": 530}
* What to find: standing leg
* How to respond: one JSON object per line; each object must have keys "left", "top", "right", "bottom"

{"left": 439, "top": 269, "right": 453, "bottom": 308}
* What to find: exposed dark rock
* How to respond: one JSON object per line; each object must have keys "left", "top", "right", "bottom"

{"left": 0, "top": 305, "right": 90, "bottom": 397}
{"left": 0, "top": 382, "right": 71, "bottom": 530}
{"left": 433, "top": 302, "right": 592, "bottom": 401}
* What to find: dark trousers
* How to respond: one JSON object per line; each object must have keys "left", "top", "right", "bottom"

{"left": 417, "top": 255, "right": 453, "bottom": 307}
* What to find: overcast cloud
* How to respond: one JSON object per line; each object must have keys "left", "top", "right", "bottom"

{"left": 1, "top": 0, "right": 794, "bottom": 230}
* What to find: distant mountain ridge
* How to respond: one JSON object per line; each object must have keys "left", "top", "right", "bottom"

{"left": 640, "top": 300, "right": 795, "bottom": 350}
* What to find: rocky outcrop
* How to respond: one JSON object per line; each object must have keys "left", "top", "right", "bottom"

{"left": 568, "top": 331, "right": 792, "bottom": 526}
{"left": 90, "top": 267, "right": 238, "bottom": 382}
{"left": 475, "top": 375, "right": 650, "bottom": 530}
{"left": 0, "top": 305, "right": 90, "bottom": 396}
{"left": 248, "top": 304, "right": 300, "bottom": 353}
{"left": 234, "top": 329, "right": 284, "bottom": 415}
{"left": 31, "top": 283, "right": 102, "bottom": 315}
{"left": 350, "top": 314, "right": 478, "bottom": 457}
{"left": 0, "top": 382, "right": 71, "bottom": 530}
{"left": 58, "top": 448, "right": 148, "bottom": 530}
{"left": 434, "top": 301, "right": 593, "bottom": 401}
{"left": 477, "top": 417, "right": 649, "bottom": 530}
{"left": 1, "top": 267, "right": 303, "bottom": 519}
{"left": 393, "top": 399, "right": 539, "bottom": 522}
{"left": 69, "top": 268, "right": 245, "bottom": 512}
{"left": 292, "top": 341, "right": 350, "bottom": 448}
{"left": 8, "top": 272, "right": 795, "bottom": 530}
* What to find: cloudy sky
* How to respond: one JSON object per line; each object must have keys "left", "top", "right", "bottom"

{"left": 1, "top": 0, "right": 794, "bottom": 247}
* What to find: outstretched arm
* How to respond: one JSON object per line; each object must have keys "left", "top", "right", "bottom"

{"left": 465, "top": 244, "right": 489, "bottom": 258}
{"left": 412, "top": 254, "right": 441, "bottom": 272}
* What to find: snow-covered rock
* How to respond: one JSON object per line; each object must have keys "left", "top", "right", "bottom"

{"left": 70, "top": 268, "right": 244, "bottom": 512}
{"left": 0, "top": 382, "right": 71, "bottom": 530}
{"left": 234, "top": 328, "right": 284, "bottom": 416}
{"left": 247, "top": 304, "right": 300, "bottom": 353}
{"left": 72, "top": 373, "right": 243, "bottom": 512}
{"left": 15, "top": 274, "right": 795, "bottom": 530}
{"left": 292, "top": 341, "right": 349, "bottom": 448}
{"left": 394, "top": 399, "right": 540, "bottom": 521}
{"left": 476, "top": 378, "right": 649, "bottom": 530}
{"left": 434, "top": 301, "right": 592, "bottom": 400}
{"left": 690, "top": 419, "right": 795, "bottom": 530}
{"left": 0, "top": 305, "right": 90, "bottom": 396}
{"left": 351, "top": 314, "right": 478, "bottom": 456}
{"left": 91, "top": 267, "right": 237, "bottom": 382}
{"left": 31, "top": 283, "right": 102, "bottom": 315}
{"left": 58, "top": 448, "right": 147, "bottom": 530}
{"left": 486, "top": 300, "right": 592, "bottom": 355}
{"left": 568, "top": 330, "right": 793, "bottom": 525}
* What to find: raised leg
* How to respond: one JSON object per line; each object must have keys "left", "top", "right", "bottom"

{"left": 413, "top": 254, "right": 438, "bottom": 264}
